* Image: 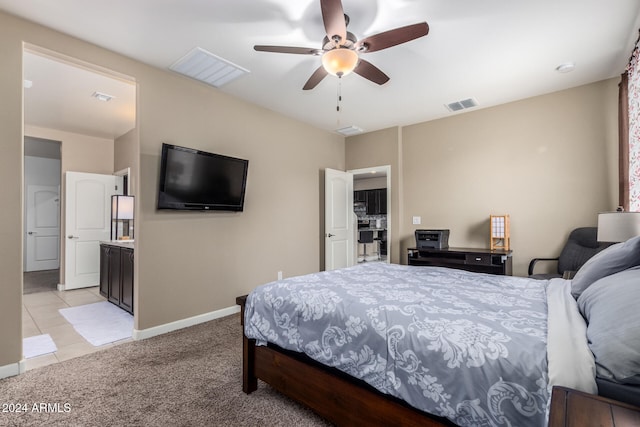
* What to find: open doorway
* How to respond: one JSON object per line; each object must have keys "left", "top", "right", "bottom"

{"left": 349, "top": 165, "right": 391, "bottom": 264}
{"left": 22, "top": 46, "right": 137, "bottom": 370}
{"left": 23, "top": 136, "right": 61, "bottom": 294}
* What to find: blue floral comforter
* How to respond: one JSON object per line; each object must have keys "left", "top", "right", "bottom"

{"left": 244, "top": 262, "right": 551, "bottom": 426}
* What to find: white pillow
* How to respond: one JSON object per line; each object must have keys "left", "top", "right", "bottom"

{"left": 577, "top": 266, "right": 640, "bottom": 384}
{"left": 571, "top": 236, "right": 640, "bottom": 299}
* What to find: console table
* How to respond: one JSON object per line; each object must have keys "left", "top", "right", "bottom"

{"left": 548, "top": 386, "right": 640, "bottom": 426}
{"left": 407, "top": 247, "right": 512, "bottom": 275}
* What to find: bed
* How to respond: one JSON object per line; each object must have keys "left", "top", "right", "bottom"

{"left": 237, "top": 237, "right": 640, "bottom": 426}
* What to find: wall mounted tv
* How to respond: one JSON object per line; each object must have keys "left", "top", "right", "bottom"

{"left": 157, "top": 143, "right": 249, "bottom": 212}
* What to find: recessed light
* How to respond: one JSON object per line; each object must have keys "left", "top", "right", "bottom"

{"left": 555, "top": 62, "right": 575, "bottom": 73}
{"left": 92, "top": 91, "right": 114, "bottom": 102}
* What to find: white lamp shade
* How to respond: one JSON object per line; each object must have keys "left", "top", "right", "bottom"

{"left": 112, "top": 195, "right": 134, "bottom": 220}
{"left": 322, "top": 48, "right": 358, "bottom": 77}
{"left": 597, "top": 212, "right": 640, "bottom": 242}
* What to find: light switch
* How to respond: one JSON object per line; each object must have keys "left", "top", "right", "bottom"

{"left": 412, "top": 216, "right": 421, "bottom": 225}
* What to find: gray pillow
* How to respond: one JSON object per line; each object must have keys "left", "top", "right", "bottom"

{"left": 577, "top": 266, "right": 640, "bottom": 384}
{"left": 571, "top": 235, "right": 640, "bottom": 299}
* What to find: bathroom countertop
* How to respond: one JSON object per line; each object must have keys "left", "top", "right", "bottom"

{"left": 100, "top": 240, "right": 135, "bottom": 248}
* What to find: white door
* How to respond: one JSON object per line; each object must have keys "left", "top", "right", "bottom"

{"left": 325, "top": 168, "right": 355, "bottom": 271}
{"left": 64, "top": 172, "right": 118, "bottom": 290}
{"left": 25, "top": 185, "right": 60, "bottom": 271}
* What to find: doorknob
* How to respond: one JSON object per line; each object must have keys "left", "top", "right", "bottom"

{"left": 327, "top": 233, "right": 335, "bottom": 238}
{"left": 28, "top": 231, "right": 37, "bottom": 235}
{"left": 67, "top": 235, "right": 79, "bottom": 239}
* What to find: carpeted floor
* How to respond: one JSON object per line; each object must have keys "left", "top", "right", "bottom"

{"left": 23, "top": 270, "right": 59, "bottom": 294}
{"left": 0, "top": 314, "right": 332, "bottom": 426}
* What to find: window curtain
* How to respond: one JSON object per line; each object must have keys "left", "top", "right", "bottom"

{"left": 623, "top": 34, "right": 640, "bottom": 211}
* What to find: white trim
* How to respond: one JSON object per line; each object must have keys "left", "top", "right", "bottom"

{"left": 0, "top": 359, "right": 25, "bottom": 380}
{"left": 132, "top": 304, "right": 240, "bottom": 341}
{"left": 114, "top": 167, "right": 131, "bottom": 195}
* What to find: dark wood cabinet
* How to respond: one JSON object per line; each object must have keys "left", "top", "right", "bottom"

{"left": 99, "top": 244, "right": 110, "bottom": 297}
{"left": 356, "top": 188, "right": 387, "bottom": 215}
{"left": 365, "top": 190, "right": 377, "bottom": 214}
{"left": 99, "top": 243, "right": 134, "bottom": 314}
{"left": 377, "top": 189, "right": 387, "bottom": 214}
{"left": 120, "top": 248, "right": 134, "bottom": 313}
{"left": 407, "top": 247, "right": 512, "bottom": 275}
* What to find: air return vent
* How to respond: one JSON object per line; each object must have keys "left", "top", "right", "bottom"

{"left": 445, "top": 97, "right": 479, "bottom": 112}
{"left": 335, "top": 125, "right": 364, "bottom": 136}
{"left": 169, "top": 47, "right": 249, "bottom": 88}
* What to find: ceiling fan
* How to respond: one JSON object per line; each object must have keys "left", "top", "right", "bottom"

{"left": 254, "top": 0, "right": 429, "bottom": 90}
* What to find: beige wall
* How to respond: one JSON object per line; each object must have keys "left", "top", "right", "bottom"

{"left": 0, "top": 13, "right": 24, "bottom": 368}
{"left": 114, "top": 128, "right": 138, "bottom": 196}
{"left": 346, "top": 127, "right": 403, "bottom": 263}
{"left": 0, "top": 11, "right": 344, "bottom": 369}
{"left": 136, "top": 75, "right": 344, "bottom": 328}
{"left": 347, "top": 79, "right": 620, "bottom": 275}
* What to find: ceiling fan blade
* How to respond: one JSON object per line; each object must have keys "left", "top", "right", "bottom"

{"left": 355, "top": 22, "right": 429, "bottom": 53}
{"left": 254, "top": 45, "right": 321, "bottom": 55}
{"left": 303, "top": 66, "right": 329, "bottom": 90}
{"left": 320, "top": 0, "right": 347, "bottom": 46}
{"left": 353, "top": 59, "right": 389, "bottom": 85}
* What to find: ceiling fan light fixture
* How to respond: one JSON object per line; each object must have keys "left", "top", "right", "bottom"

{"left": 322, "top": 48, "right": 358, "bottom": 77}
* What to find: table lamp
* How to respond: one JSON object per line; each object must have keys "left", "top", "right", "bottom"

{"left": 597, "top": 212, "right": 640, "bottom": 242}
{"left": 111, "top": 195, "right": 135, "bottom": 240}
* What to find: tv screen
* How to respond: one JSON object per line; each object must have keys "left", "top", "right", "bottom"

{"left": 157, "top": 143, "right": 248, "bottom": 211}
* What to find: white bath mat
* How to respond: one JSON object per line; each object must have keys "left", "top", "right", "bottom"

{"left": 23, "top": 334, "right": 57, "bottom": 358}
{"left": 59, "top": 301, "right": 133, "bottom": 346}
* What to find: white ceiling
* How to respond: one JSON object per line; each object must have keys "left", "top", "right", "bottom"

{"left": 4, "top": 0, "right": 640, "bottom": 137}
{"left": 23, "top": 51, "right": 136, "bottom": 139}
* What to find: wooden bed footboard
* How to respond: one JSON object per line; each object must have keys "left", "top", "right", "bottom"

{"left": 236, "top": 295, "right": 453, "bottom": 427}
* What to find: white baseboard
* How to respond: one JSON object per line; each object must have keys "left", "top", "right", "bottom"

{"left": 0, "top": 359, "right": 25, "bottom": 380}
{"left": 132, "top": 304, "right": 240, "bottom": 341}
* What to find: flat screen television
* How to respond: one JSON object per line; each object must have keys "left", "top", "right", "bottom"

{"left": 157, "top": 143, "right": 249, "bottom": 211}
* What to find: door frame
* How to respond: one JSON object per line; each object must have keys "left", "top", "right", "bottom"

{"left": 348, "top": 165, "right": 391, "bottom": 264}
{"left": 115, "top": 167, "right": 131, "bottom": 195}
{"left": 20, "top": 45, "right": 139, "bottom": 371}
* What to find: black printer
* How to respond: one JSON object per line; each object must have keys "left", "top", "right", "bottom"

{"left": 415, "top": 229, "right": 450, "bottom": 250}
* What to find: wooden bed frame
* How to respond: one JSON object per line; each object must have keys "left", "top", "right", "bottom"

{"left": 236, "top": 295, "right": 454, "bottom": 427}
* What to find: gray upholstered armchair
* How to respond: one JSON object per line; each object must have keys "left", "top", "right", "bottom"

{"left": 528, "top": 227, "right": 611, "bottom": 280}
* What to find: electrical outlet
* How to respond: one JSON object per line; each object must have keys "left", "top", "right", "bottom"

{"left": 277, "top": 271, "right": 283, "bottom": 280}
{"left": 412, "top": 216, "right": 421, "bottom": 225}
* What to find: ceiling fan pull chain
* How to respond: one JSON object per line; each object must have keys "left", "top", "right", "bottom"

{"left": 336, "top": 76, "right": 342, "bottom": 112}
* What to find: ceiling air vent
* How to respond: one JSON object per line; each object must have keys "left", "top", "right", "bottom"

{"left": 445, "top": 97, "right": 479, "bottom": 112}
{"left": 169, "top": 47, "right": 249, "bottom": 88}
{"left": 335, "top": 125, "right": 364, "bottom": 136}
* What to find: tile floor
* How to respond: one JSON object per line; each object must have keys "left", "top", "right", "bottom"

{"left": 22, "top": 286, "right": 132, "bottom": 371}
